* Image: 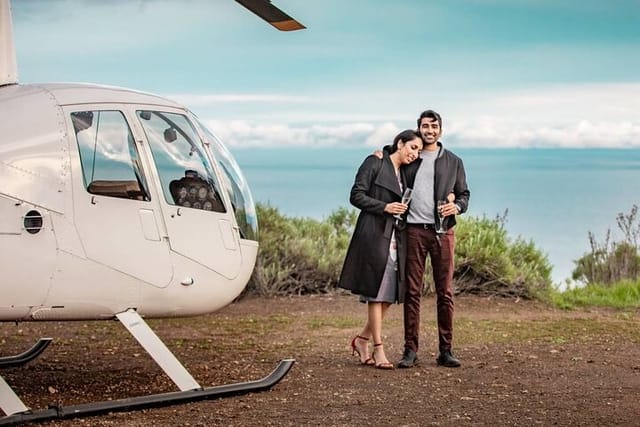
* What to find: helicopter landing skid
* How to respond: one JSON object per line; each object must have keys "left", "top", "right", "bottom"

{"left": 0, "top": 310, "right": 295, "bottom": 425}
{"left": 0, "top": 338, "right": 52, "bottom": 369}
{"left": 0, "top": 358, "right": 295, "bottom": 425}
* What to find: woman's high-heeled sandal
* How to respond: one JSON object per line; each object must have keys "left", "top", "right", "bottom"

{"left": 350, "top": 335, "right": 374, "bottom": 365}
{"left": 372, "top": 343, "right": 394, "bottom": 370}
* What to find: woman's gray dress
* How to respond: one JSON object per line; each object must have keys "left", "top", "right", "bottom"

{"left": 359, "top": 227, "right": 399, "bottom": 303}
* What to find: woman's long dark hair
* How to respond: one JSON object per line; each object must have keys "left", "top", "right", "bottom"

{"left": 390, "top": 129, "right": 421, "bottom": 153}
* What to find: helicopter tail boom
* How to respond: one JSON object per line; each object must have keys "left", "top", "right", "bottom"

{"left": 0, "top": 0, "right": 18, "bottom": 86}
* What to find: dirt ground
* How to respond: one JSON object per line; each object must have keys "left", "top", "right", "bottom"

{"left": 1, "top": 295, "right": 639, "bottom": 426}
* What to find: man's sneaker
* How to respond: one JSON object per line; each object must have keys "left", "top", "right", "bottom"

{"left": 436, "top": 350, "right": 461, "bottom": 368}
{"left": 397, "top": 348, "right": 418, "bottom": 369}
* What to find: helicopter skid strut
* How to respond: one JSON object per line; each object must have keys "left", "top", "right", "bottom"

{"left": 0, "top": 338, "right": 52, "bottom": 369}
{"left": 0, "top": 309, "right": 295, "bottom": 425}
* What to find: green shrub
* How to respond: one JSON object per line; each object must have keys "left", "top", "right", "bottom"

{"left": 572, "top": 205, "right": 640, "bottom": 285}
{"left": 247, "top": 205, "right": 553, "bottom": 299}
{"left": 247, "top": 203, "right": 356, "bottom": 295}
{"left": 453, "top": 212, "right": 553, "bottom": 299}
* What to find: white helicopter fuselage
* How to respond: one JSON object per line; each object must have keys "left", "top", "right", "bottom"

{"left": 0, "top": 1, "right": 305, "bottom": 421}
{"left": 0, "top": 82, "right": 258, "bottom": 322}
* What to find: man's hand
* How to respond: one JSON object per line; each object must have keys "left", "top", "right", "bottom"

{"left": 373, "top": 150, "right": 383, "bottom": 159}
{"left": 438, "top": 193, "right": 459, "bottom": 217}
{"left": 438, "top": 202, "right": 458, "bottom": 217}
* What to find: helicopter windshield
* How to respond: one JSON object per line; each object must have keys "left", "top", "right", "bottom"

{"left": 195, "top": 119, "right": 258, "bottom": 241}
{"left": 136, "top": 111, "right": 226, "bottom": 213}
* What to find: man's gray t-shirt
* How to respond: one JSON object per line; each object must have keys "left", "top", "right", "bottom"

{"left": 407, "top": 149, "right": 438, "bottom": 224}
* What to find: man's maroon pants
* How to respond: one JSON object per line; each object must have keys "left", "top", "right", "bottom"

{"left": 403, "top": 224, "right": 455, "bottom": 353}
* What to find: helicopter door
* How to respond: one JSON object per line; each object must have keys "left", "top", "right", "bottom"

{"left": 68, "top": 109, "right": 173, "bottom": 288}
{"left": 135, "top": 110, "right": 241, "bottom": 280}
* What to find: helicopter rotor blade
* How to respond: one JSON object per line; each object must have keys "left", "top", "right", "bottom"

{"left": 235, "top": 0, "right": 305, "bottom": 31}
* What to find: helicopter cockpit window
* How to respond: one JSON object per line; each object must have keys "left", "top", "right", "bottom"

{"left": 71, "top": 110, "right": 150, "bottom": 201}
{"left": 195, "top": 119, "right": 259, "bottom": 241}
{"left": 136, "top": 111, "right": 226, "bottom": 213}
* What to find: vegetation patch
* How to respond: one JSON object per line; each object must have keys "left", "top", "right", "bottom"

{"left": 551, "top": 279, "right": 640, "bottom": 310}
{"left": 248, "top": 204, "right": 553, "bottom": 300}
{"left": 454, "top": 317, "right": 640, "bottom": 345}
{"left": 572, "top": 204, "right": 640, "bottom": 286}
{"left": 244, "top": 203, "right": 640, "bottom": 310}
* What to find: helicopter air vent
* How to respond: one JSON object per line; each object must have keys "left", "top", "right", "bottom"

{"left": 23, "top": 210, "right": 43, "bottom": 234}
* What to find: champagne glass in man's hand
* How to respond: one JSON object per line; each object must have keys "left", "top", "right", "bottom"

{"left": 436, "top": 199, "right": 447, "bottom": 233}
{"left": 393, "top": 188, "right": 413, "bottom": 220}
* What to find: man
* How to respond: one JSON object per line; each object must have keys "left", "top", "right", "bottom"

{"left": 397, "top": 109, "right": 470, "bottom": 368}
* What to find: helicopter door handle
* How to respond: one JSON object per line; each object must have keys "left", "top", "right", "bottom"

{"left": 91, "top": 196, "right": 97, "bottom": 205}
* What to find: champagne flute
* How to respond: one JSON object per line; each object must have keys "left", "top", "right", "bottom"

{"left": 393, "top": 188, "right": 413, "bottom": 220}
{"left": 436, "top": 200, "right": 447, "bottom": 233}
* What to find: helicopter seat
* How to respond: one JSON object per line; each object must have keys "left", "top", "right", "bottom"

{"left": 87, "top": 180, "right": 145, "bottom": 200}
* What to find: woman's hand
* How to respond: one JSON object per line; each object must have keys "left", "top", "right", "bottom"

{"left": 384, "top": 202, "right": 408, "bottom": 216}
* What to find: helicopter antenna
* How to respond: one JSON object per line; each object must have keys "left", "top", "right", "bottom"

{"left": 235, "top": 0, "right": 305, "bottom": 31}
{"left": 0, "top": 0, "right": 18, "bottom": 86}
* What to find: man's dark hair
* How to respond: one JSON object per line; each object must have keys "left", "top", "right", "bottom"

{"left": 417, "top": 109, "right": 442, "bottom": 128}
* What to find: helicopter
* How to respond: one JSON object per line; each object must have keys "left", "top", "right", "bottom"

{"left": 0, "top": 0, "right": 304, "bottom": 424}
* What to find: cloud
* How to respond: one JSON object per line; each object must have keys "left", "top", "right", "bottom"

{"left": 443, "top": 83, "right": 640, "bottom": 147}
{"left": 171, "top": 93, "right": 313, "bottom": 106}
{"left": 474, "top": 83, "right": 640, "bottom": 124}
{"left": 204, "top": 120, "right": 402, "bottom": 148}
{"left": 447, "top": 118, "right": 640, "bottom": 148}
{"left": 193, "top": 82, "right": 640, "bottom": 148}
{"left": 203, "top": 117, "right": 640, "bottom": 149}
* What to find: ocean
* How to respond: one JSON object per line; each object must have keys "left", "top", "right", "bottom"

{"left": 232, "top": 147, "right": 640, "bottom": 285}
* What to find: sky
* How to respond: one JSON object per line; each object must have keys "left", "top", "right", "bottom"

{"left": 9, "top": 0, "right": 640, "bottom": 149}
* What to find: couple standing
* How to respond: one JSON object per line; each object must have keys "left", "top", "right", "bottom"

{"left": 338, "top": 109, "right": 470, "bottom": 369}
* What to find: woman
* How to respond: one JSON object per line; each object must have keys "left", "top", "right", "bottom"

{"left": 338, "top": 129, "right": 423, "bottom": 369}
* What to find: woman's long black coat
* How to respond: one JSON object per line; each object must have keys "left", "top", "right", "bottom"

{"left": 337, "top": 152, "right": 407, "bottom": 302}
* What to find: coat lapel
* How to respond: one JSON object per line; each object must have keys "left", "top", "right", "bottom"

{"left": 374, "top": 153, "right": 402, "bottom": 197}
